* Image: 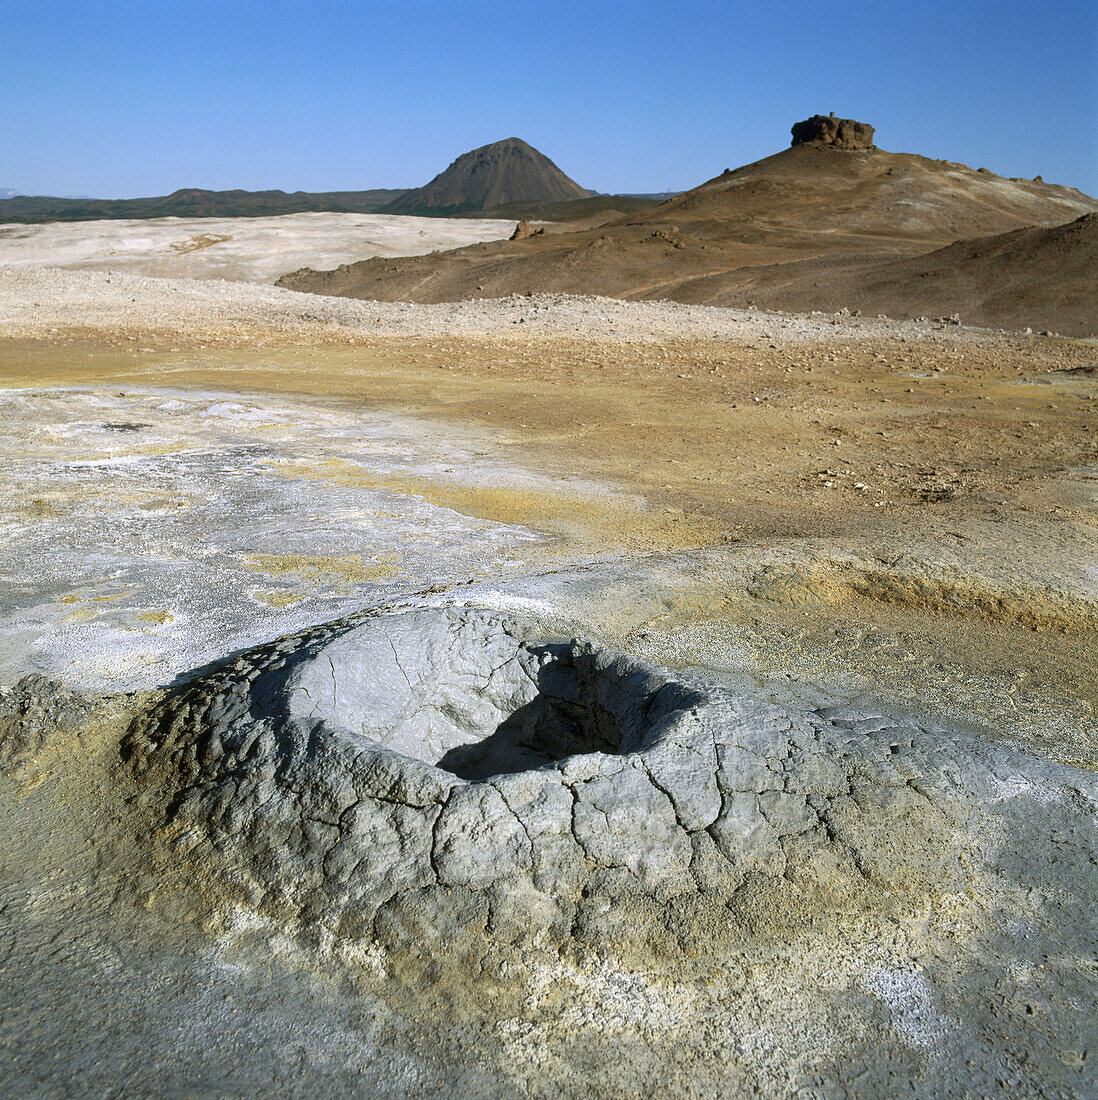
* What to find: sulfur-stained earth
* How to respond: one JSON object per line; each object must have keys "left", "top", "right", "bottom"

{"left": 1, "top": 270, "right": 1096, "bottom": 1098}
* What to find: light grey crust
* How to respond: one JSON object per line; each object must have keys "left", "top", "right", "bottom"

{"left": 123, "top": 604, "right": 1098, "bottom": 952}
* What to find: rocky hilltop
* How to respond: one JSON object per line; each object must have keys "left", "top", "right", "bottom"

{"left": 381, "top": 137, "right": 593, "bottom": 216}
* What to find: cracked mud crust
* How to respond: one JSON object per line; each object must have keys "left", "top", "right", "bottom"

{"left": 120, "top": 604, "right": 1098, "bottom": 957}
{"left": 5, "top": 654, "right": 1098, "bottom": 1098}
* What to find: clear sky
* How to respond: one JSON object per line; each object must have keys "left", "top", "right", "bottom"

{"left": 3, "top": 0, "right": 1096, "bottom": 198}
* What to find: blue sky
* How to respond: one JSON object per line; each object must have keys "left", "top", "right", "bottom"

{"left": 3, "top": 0, "right": 1096, "bottom": 198}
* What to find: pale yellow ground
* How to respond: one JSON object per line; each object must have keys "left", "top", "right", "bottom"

{"left": 3, "top": 327, "right": 1096, "bottom": 760}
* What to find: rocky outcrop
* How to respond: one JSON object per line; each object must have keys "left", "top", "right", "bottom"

{"left": 510, "top": 219, "right": 543, "bottom": 240}
{"left": 121, "top": 603, "right": 1098, "bottom": 954}
{"left": 0, "top": 674, "right": 94, "bottom": 773}
{"left": 791, "top": 113, "right": 875, "bottom": 149}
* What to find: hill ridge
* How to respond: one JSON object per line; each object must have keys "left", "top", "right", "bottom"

{"left": 0, "top": 186, "right": 411, "bottom": 223}
{"left": 278, "top": 132, "right": 1098, "bottom": 335}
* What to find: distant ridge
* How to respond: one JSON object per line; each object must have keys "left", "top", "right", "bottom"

{"left": 382, "top": 138, "right": 593, "bottom": 217}
{"left": 0, "top": 187, "right": 411, "bottom": 224}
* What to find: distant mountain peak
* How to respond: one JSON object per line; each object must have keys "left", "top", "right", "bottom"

{"left": 383, "top": 138, "right": 592, "bottom": 216}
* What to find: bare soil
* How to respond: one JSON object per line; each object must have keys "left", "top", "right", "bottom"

{"left": 4, "top": 281, "right": 1098, "bottom": 1096}
{"left": 4, "top": 321, "right": 1096, "bottom": 750}
{"left": 5, "top": 327, "right": 1093, "bottom": 545}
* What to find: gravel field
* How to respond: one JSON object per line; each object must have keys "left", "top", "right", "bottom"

{"left": 0, "top": 263, "right": 1001, "bottom": 346}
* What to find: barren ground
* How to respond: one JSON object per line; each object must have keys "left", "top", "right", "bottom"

{"left": 2, "top": 268, "right": 1096, "bottom": 1097}
{"left": 0, "top": 211, "right": 517, "bottom": 282}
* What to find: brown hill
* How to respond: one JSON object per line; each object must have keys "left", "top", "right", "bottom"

{"left": 690, "top": 212, "right": 1098, "bottom": 335}
{"left": 381, "top": 137, "right": 593, "bottom": 216}
{"left": 279, "top": 126, "right": 1098, "bottom": 333}
{"left": 649, "top": 142, "right": 1094, "bottom": 248}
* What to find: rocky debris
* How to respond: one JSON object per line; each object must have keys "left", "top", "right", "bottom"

{"left": 2, "top": 265, "right": 1005, "bottom": 348}
{"left": 790, "top": 113, "right": 876, "bottom": 149}
{"left": 122, "top": 603, "right": 1098, "bottom": 953}
{"left": 509, "top": 219, "right": 544, "bottom": 241}
{"left": 650, "top": 227, "right": 685, "bottom": 248}
{"left": 0, "top": 674, "right": 94, "bottom": 773}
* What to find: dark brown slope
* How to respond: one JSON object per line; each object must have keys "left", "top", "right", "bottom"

{"left": 469, "top": 194, "right": 660, "bottom": 221}
{"left": 679, "top": 213, "right": 1098, "bottom": 335}
{"left": 0, "top": 187, "right": 410, "bottom": 224}
{"left": 278, "top": 140, "right": 1097, "bottom": 331}
{"left": 381, "top": 138, "right": 593, "bottom": 216}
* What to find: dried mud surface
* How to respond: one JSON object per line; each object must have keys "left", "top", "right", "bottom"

{"left": 1, "top": 272, "right": 1097, "bottom": 1098}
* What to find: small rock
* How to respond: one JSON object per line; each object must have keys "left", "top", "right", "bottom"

{"left": 510, "top": 220, "right": 543, "bottom": 241}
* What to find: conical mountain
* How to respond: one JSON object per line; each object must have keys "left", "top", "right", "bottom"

{"left": 382, "top": 137, "right": 592, "bottom": 216}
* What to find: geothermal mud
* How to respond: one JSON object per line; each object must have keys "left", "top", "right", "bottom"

{"left": 121, "top": 603, "right": 1097, "bottom": 954}
{"left": 5, "top": 593, "right": 1098, "bottom": 1096}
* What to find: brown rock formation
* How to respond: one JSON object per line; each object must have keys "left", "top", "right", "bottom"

{"left": 791, "top": 113, "right": 875, "bottom": 149}
{"left": 510, "top": 219, "right": 544, "bottom": 240}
